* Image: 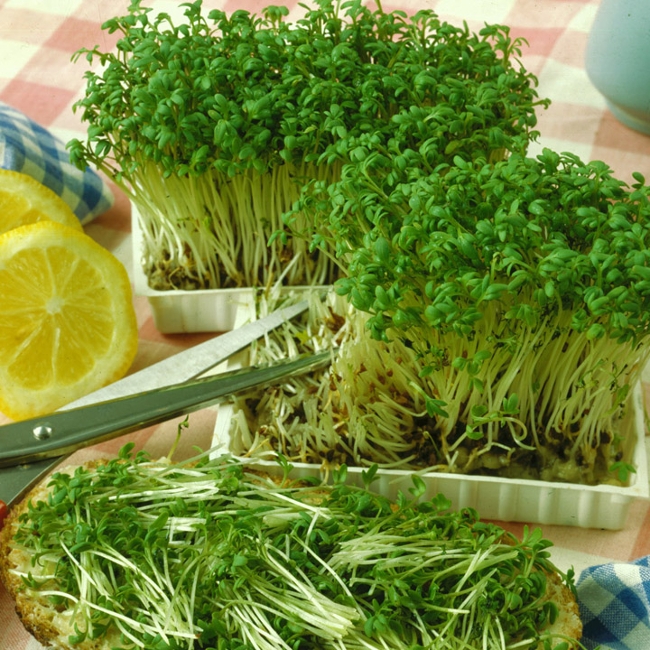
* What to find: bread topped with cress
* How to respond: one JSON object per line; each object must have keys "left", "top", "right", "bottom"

{"left": 1, "top": 446, "right": 583, "bottom": 650}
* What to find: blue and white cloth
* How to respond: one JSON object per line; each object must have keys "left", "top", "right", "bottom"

{"left": 0, "top": 101, "right": 113, "bottom": 224}
{"left": 578, "top": 556, "right": 650, "bottom": 649}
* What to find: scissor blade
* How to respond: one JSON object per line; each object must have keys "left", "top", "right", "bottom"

{"left": 60, "top": 298, "right": 310, "bottom": 410}
{"left": 1, "top": 458, "right": 68, "bottom": 512}
{"left": 0, "top": 351, "right": 333, "bottom": 468}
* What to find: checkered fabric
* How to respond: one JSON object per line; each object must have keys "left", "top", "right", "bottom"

{"left": 577, "top": 556, "right": 650, "bottom": 650}
{"left": 0, "top": 101, "right": 113, "bottom": 224}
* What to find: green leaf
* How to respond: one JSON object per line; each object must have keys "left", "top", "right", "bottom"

{"left": 586, "top": 323, "right": 606, "bottom": 340}
{"left": 544, "top": 280, "right": 555, "bottom": 299}
{"left": 231, "top": 554, "right": 248, "bottom": 568}
{"left": 361, "top": 464, "right": 379, "bottom": 487}
{"left": 374, "top": 237, "right": 391, "bottom": 263}
{"left": 527, "top": 199, "right": 546, "bottom": 216}
{"left": 425, "top": 397, "right": 449, "bottom": 418}
{"left": 409, "top": 475, "right": 426, "bottom": 498}
{"left": 609, "top": 461, "right": 636, "bottom": 483}
{"left": 471, "top": 404, "right": 488, "bottom": 418}
{"left": 465, "top": 425, "right": 484, "bottom": 440}
{"left": 503, "top": 393, "right": 519, "bottom": 414}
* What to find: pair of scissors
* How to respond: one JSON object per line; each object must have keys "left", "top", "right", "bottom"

{"left": 0, "top": 299, "right": 330, "bottom": 512}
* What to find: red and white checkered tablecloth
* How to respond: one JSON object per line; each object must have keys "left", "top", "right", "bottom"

{"left": 1, "top": 0, "right": 650, "bottom": 648}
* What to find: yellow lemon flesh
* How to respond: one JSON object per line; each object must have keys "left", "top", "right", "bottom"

{"left": 0, "top": 221, "right": 138, "bottom": 420}
{"left": 0, "top": 169, "right": 82, "bottom": 235}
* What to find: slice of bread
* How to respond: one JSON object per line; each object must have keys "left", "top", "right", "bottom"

{"left": 0, "top": 457, "right": 583, "bottom": 650}
{"left": 1, "top": 464, "right": 126, "bottom": 650}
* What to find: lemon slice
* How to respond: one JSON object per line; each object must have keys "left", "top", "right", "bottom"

{"left": 0, "top": 169, "right": 82, "bottom": 235}
{"left": 0, "top": 221, "right": 138, "bottom": 420}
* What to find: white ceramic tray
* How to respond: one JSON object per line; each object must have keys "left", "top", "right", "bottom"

{"left": 211, "top": 302, "right": 649, "bottom": 530}
{"left": 131, "top": 205, "right": 330, "bottom": 333}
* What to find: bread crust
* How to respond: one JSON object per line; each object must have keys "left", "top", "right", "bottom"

{"left": 542, "top": 571, "right": 583, "bottom": 646}
{"left": 1, "top": 460, "right": 583, "bottom": 649}
{"left": 0, "top": 464, "right": 125, "bottom": 650}
{"left": 0, "top": 471, "right": 73, "bottom": 649}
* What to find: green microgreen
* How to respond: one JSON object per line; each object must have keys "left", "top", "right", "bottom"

{"left": 225, "top": 290, "right": 447, "bottom": 474}
{"left": 167, "top": 415, "right": 190, "bottom": 462}
{"left": 9, "top": 444, "right": 585, "bottom": 649}
{"left": 281, "top": 148, "right": 650, "bottom": 484}
{"left": 67, "top": 0, "right": 546, "bottom": 291}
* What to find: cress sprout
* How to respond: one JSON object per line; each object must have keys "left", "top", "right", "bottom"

{"left": 281, "top": 148, "right": 650, "bottom": 485}
{"left": 227, "top": 291, "right": 444, "bottom": 473}
{"left": 67, "top": 0, "right": 546, "bottom": 290}
{"left": 8, "top": 446, "right": 585, "bottom": 649}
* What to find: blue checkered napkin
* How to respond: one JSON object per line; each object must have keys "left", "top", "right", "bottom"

{"left": 577, "top": 555, "right": 650, "bottom": 649}
{"left": 0, "top": 101, "right": 113, "bottom": 224}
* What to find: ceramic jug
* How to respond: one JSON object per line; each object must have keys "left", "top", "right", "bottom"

{"left": 585, "top": 0, "right": 650, "bottom": 135}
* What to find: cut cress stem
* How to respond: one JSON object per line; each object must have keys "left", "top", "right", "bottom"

{"left": 228, "top": 292, "right": 443, "bottom": 472}
{"left": 1, "top": 446, "right": 585, "bottom": 649}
